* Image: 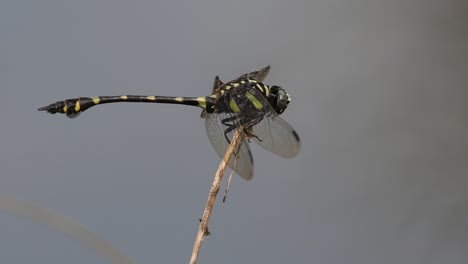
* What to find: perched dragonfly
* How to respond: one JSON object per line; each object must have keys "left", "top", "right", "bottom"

{"left": 38, "top": 66, "right": 300, "bottom": 180}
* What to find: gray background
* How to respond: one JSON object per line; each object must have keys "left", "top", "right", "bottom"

{"left": 2, "top": 0, "right": 467, "bottom": 263}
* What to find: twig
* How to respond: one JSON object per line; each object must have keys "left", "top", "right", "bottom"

{"left": 222, "top": 156, "right": 237, "bottom": 203}
{"left": 189, "top": 129, "right": 244, "bottom": 264}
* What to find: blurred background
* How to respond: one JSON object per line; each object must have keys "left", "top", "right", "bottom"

{"left": 2, "top": 0, "right": 467, "bottom": 263}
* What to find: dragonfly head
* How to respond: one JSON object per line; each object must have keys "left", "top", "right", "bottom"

{"left": 269, "top": 85, "right": 291, "bottom": 114}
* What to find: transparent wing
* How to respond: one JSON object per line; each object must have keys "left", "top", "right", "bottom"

{"left": 239, "top": 66, "right": 271, "bottom": 82}
{"left": 244, "top": 87, "right": 300, "bottom": 158}
{"left": 211, "top": 66, "right": 269, "bottom": 94}
{"left": 205, "top": 113, "right": 254, "bottom": 180}
{"left": 251, "top": 113, "right": 300, "bottom": 158}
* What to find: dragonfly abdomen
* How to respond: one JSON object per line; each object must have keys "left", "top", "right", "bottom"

{"left": 38, "top": 95, "right": 211, "bottom": 118}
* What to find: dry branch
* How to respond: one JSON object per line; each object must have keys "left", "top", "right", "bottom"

{"left": 189, "top": 129, "right": 244, "bottom": 264}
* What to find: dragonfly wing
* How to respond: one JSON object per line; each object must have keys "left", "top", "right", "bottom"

{"left": 251, "top": 113, "right": 300, "bottom": 158}
{"left": 244, "top": 66, "right": 271, "bottom": 82}
{"left": 205, "top": 113, "right": 254, "bottom": 180}
{"left": 241, "top": 87, "right": 300, "bottom": 158}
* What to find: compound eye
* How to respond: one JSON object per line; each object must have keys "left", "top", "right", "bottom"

{"left": 270, "top": 85, "right": 281, "bottom": 95}
{"left": 276, "top": 97, "right": 289, "bottom": 110}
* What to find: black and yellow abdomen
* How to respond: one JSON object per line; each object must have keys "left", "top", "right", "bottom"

{"left": 38, "top": 95, "right": 212, "bottom": 118}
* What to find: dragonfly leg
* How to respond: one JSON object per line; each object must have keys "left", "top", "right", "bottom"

{"left": 243, "top": 114, "right": 265, "bottom": 142}
{"left": 221, "top": 115, "right": 242, "bottom": 144}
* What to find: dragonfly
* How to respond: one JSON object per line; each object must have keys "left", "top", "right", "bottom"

{"left": 38, "top": 66, "right": 300, "bottom": 180}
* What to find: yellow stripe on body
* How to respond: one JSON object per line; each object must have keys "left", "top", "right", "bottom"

{"left": 92, "top": 97, "right": 100, "bottom": 104}
{"left": 245, "top": 92, "right": 263, "bottom": 110}
{"left": 74, "top": 101, "right": 81, "bottom": 112}
{"left": 175, "top": 97, "right": 184, "bottom": 102}
{"left": 256, "top": 83, "right": 270, "bottom": 97}
{"left": 63, "top": 105, "right": 68, "bottom": 113}
{"left": 255, "top": 83, "right": 264, "bottom": 93}
{"left": 147, "top": 96, "right": 156, "bottom": 101}
{"left": 120, "top": 95, "right": 128, "bottom": 100}
{"left": 196, "top": 97, "right": 207, "bottom": 109}
{"left": 229, "top": 98, "right": 241, "bottom": 113}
